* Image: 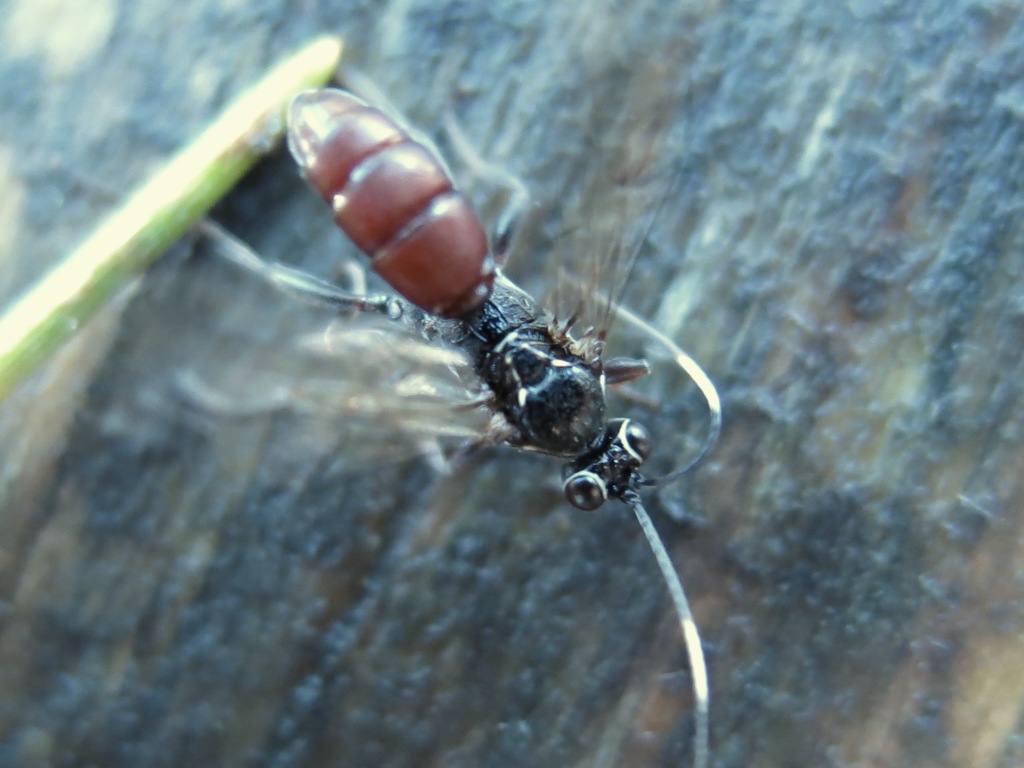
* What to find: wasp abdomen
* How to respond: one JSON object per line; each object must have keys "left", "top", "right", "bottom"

{"left": 287, "top": 89, "right": 493, "bottom": 318}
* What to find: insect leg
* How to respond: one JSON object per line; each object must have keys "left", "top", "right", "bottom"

{"left": 197, "top": 220, "right": 399, "bottom": 318}
{"left": 441, "top": 111, "right": 530, "bottom": 267}
{"left": 604, "top": 356, "right": 652, "bottom": 386}
{"left": 443, "top": 411, "right": 522, "bottom": 469}
{"left": 173, "top": 367, "right": 295, "bottom": 418}
{"left": 340, "top": 69, "right": 456, "bottom": 178}
{"left": 255, "top": 259, "right": 396, "bottom": 316}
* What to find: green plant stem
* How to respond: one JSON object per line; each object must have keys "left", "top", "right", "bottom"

{"left": 0, "top": 35, "right": 343, "bottom": 403}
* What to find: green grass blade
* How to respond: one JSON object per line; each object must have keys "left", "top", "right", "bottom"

{"left": 0, "top": 35, "right": 343, "bottom": 403}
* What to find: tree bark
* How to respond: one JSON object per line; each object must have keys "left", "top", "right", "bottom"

{"left": 2, "top": 2, "right": 1022, "bottom": 767}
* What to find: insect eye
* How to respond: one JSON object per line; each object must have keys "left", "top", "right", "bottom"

{"left": 607, "top": 418, "right": 653, "bottom": 463}
{"left": 623, "top": 421, "right": 653, "bottom": 462}
{"left": 563, "top": 471, "right": 607, "bottom": 510}
{"left": 511, "top": 347, "right": 547, "bottom": 386}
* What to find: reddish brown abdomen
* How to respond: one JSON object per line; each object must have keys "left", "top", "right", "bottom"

{"left": 287, "top": 89, "right": 493, "bottom": 317}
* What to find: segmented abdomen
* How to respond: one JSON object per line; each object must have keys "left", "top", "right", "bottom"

{"left": 287, "top": 89, "right": 494, "bottom": 317}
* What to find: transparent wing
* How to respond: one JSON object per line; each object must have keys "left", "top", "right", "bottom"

{"left": 516, "top": 83, "right": 715, "bottom": 484}
{"left": 534, "top": 77, "right": 682, "bottom": 352}
{"left": 178, "top": 228, "right": 495, "bottom": 467}
{"left": 177, "top": 311, "right": 494, "bottom": 467}
{"left": 541, "top": 178, "right": 666, "bottom": 349}
{"left": 286, "top": 318, "right": 491, "bottom": 440}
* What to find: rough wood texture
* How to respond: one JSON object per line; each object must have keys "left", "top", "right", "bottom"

{"left": 2, "top": 2, "right": 1023, "bottom": 767}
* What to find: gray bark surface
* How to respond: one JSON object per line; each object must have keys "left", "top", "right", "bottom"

{"left": 1, "top": 2, "right": 1022, "bottom": 767}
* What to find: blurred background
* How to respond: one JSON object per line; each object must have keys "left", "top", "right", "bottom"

{"left": 2, "top": 1, "right": 1023, "bottom": 766}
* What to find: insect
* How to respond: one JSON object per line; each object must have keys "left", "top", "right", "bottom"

{"left": 207, "top": 87, "right": 721, "bottom": 768}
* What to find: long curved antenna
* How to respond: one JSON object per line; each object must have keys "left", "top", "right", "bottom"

{"left": 624, "top": 490, "right": 709, "bottom": 768}
{"left": 612, "top": 303, "right": 721, "bottom": 487}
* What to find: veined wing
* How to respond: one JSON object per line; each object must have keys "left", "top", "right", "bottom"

{"left": 179, "top": 233, "right": 494, "bottom": 465}
{"left": 535, "top": 74, "right": 682, "bottom": 356}
{"left": 285, "top": 317, "right": 490, "bottom": 441}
